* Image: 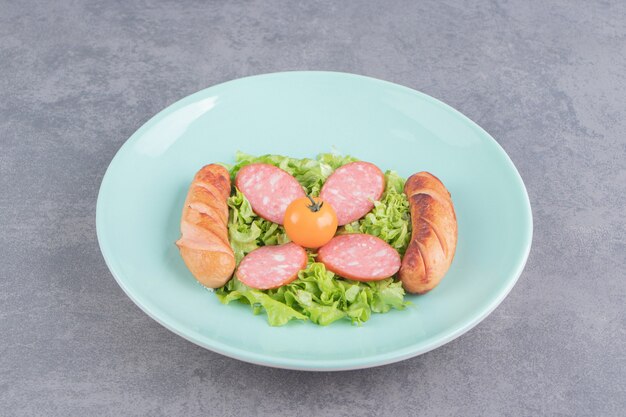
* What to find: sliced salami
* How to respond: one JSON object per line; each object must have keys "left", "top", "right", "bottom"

{"left": 235, "top": 163, "right": 305, "bottom": 224}
{"left": 317, "top": 234, "right": 401, "bottom": 281}
{"left": 320, "top": 161, "right": 385, "bottom": 225}
{"left": 236, "top": 243, "right": 307, "bottom": 290}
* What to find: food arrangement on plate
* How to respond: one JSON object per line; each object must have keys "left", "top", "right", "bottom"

{"left": 176, "top": 152, "right": 457, "bottom": 326}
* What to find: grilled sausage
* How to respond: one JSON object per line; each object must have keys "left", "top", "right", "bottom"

{"left": 399, "top": 172, "right": 457, "bottom": 293}
{"left": 176, "top": 164, "right": 235, "bottom": 288}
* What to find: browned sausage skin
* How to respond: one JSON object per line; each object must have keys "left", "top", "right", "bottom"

{"left": 176, "top": 164, "right": 235, "bottom": 288}
{"left": 399, "top": 172, "right": 457, "bottom": 294}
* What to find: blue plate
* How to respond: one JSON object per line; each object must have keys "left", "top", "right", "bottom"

{"left": 97, "top": 72, "right": 532, "bottom": 370}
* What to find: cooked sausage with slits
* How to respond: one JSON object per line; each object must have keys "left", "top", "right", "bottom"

{"left": 176, "top": 164, "right": 235, "bottom": 288}
{"left": 399, "top": 172, "right": 457, "bottom": 294}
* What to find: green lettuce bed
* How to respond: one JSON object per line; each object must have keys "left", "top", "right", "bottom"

{"left": 215, "top": 152, "right": 412, "bottom": 326}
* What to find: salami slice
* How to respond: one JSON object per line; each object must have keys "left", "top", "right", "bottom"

{"left": 236, "top": 243, "right": 307, "bottom": 290}
{"left": 319, "top": 161, "right": 385, "bottom": 225}
{"left": 317, "top": 234, "right": 401, "bottom": 281}
{"left": 235, "top": 163, "right": 305, "bottom": 224}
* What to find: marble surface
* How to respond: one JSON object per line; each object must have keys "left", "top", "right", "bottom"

{"left": 1, "top": 0, "right": 625, "bottom": 416}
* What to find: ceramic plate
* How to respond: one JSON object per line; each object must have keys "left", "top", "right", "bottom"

{"left": 97, "top": 72, "right": 532, "bottom": 371}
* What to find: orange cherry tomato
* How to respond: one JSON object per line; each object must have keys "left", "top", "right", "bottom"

{"left": 284, "top": 196, "right": 338, "bottom": 249}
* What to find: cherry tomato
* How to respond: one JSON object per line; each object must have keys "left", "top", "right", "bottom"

{"left": 284, "top": 196, "right": 338, "bottom": 248}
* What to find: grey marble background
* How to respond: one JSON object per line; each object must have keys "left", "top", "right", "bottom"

{"left": 1, "top": 0, "right": 625, "bottom": 416}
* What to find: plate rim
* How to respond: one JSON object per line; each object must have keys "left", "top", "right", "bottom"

{"left": 96, "top": 71, "right": 533, "bottom": 371}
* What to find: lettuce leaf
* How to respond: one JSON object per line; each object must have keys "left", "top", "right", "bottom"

{"left": 227, "top": 188, "right": 289, "bottom": 264}
{"left": 216, "top": 277, "right": 308, "bottom": 326}
{"left": 343, "top": 170, "right": 411, "bottom": 255}
{"left": 219, "top": 153, "right": 411, "bottom": 326}
{"left": 315, "top": 152, "right": 359, "bottom": 170}
{"left": 228, "top": 151, "right": 357, "bottom": 196}
{"left": 384, "top": 169, "right": 406, "bottom": 194}
{"left": 217, "top": 260, "right": 408, "bottom": 326}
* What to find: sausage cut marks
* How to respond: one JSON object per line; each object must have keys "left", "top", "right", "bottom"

{"left": 320, "top": 162, "right": 385, "bottom": 225}
{"left": 236, "top": 243, "right": 307, "bottom": 290}
{"left": 176, "top": 164, "right": 235, "bottom": 288}
{"left": 317, "top": 234, "right": 401, "bottom": 281}
{"left": 399, "top": 172, "right": 457, "bottom": 294}
{"left": 235, "top": 163, "right": 305, "bottom": 224}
